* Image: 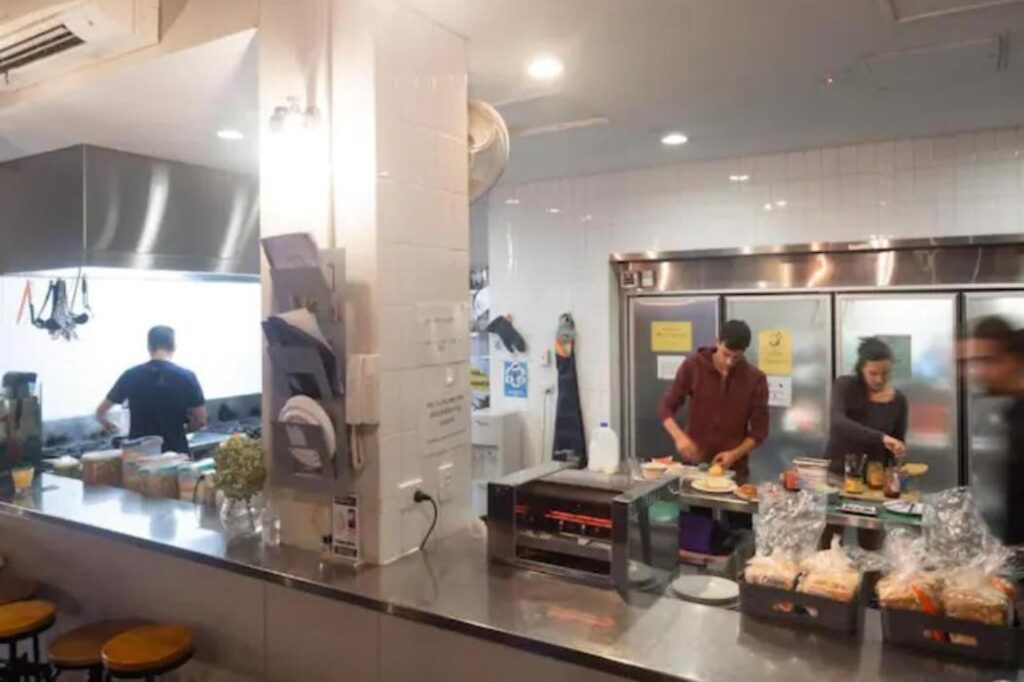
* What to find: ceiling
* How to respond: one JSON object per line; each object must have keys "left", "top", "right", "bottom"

{"left": 0, "top": 30, "right": 258, "bottom": 175}
{"left": 405, "top": 0, "right": 1024, "bottom": 184}
{"left": 2, "top": 2, "right": 1024, "bottom": 185}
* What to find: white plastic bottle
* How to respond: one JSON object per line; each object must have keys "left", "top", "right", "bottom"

{"left": 587, "top": 422, "right": 620, "bottom": 474}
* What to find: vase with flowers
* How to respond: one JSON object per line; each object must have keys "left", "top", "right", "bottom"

{"left": 212, "top": 435, "right": 267, "bottom": 539}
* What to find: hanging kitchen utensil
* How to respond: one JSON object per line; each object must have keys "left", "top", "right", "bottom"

{"left": 31, "top": 278, "right": 90, "bottom": 340}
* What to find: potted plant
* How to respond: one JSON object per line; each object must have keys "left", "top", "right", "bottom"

{"left": 212, "top": 435, "right": 267, "bottom": 539}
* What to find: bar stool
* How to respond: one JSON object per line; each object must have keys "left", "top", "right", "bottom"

{"left": 0, "top": 600, "right": 56, "bottom": 682}
{"left": 47, "top": 620, "right": 145, "bottom": 681}
{"left": 102, "top": 625, "right": 194, "bottom": 681}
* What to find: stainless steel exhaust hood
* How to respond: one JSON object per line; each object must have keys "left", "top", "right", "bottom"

{"left": 0, "top": 145, "right": 259, "bottom": 276}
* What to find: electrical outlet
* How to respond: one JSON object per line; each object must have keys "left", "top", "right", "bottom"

{"left": 437, "top": 463, "right": 454, "bottom": 503}
{"left": 398, "top": 478, "right": 423, "bottom": 511}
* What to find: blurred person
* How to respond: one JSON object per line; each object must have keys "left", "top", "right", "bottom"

{"left": 964, "top": 316, "right": 1024, "bottom": 544}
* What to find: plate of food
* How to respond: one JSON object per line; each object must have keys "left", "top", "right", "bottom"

{"left": 734, "top": 483, "right": 758, "bottom": 502}
{"left": 900, "top": 462, "right": 929, "bottom": 477}
{"left": 691, "top": 476, "right": 738, "bottom": 494}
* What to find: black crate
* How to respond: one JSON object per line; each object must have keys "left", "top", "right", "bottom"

{"left": 881, "top": 608, "right": 1020, "bottom": 666}
{"left": 739, "top": 580, "right": 863, "bottom": 636}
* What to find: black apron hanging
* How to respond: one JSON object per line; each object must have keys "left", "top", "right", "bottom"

{"left": 552, "top": 313, "right": 586, "bottom": 466}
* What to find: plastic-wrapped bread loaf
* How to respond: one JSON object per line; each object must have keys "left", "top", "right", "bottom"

{"left": 798, "top": 570, "right": 859, "bottom": 602}
{"left": 745, "top": 554, "right": 800, "bottom": 590}
{"left": 876, "top": 572, "right": 942, "bottom": 613}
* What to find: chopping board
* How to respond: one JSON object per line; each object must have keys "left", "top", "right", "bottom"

{"left": 839, "top": 488, "right": 919, "bottom": 502}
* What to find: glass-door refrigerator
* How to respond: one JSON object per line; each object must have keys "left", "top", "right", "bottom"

{"left": 625, "top": 296, "right": 719, "bottom": 461}
{"left": 726, "top": 295, "right": 832, "bottom": 483}
{"left": 963, "top": 292, "right": 1024, "bottom": 539}
{"left": 835, "top": 294, "right": 959, "bottom": 492}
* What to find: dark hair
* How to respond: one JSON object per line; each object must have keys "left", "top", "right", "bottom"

{"left": 719, "top": 320, "right": 752, "bottom": 352}
{"left": 855, "top": 337, "right": 892, "bottom": 374}
{"left": 972, "top": 315, "right": 1015, "bottom": 347}
{"left": 1011, "top": 329, "right": 1024, "bottom": 360}
{"left": 147, "top": 325, "right": 176, "bottom": 352}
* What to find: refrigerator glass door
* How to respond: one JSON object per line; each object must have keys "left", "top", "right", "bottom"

{"left": 726, "top": 295, "right": 832, "bottom": 483}
{"left": 627, "top": 296, "right": 719, "bottom": 460}
{"left": 835, "top": 294, "right": 959, "bottom": 492}
{"left": 963, "top": 293, "right": 1024, "bottom": 539}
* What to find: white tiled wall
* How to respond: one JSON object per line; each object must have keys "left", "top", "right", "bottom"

{"left": 373, "top": 0, "right": 470, "bottom": 563}
{"left": 488, "top": 126, "right": 1024, "bottom": 467}
{"left": 0, "top": 272, "right": 261, "bottom": 420}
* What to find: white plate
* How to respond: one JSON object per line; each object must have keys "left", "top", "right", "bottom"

{"left": 883, "top": 500, "right": 924, "bottom": 516}
{"left": 283, "top": 395, "right": 337, "bottom": 459}
{"left": 671, "top": 575, "right": 740, "bottom": 604}
{"left": 691, "top": 478, "right": 738, "bottom": 494}
{"left": 278, "top": 408, "right": 324, "bottom": 470}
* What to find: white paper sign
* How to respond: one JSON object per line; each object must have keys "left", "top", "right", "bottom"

{"left": 331, "top": 495, "right": 360, "bottom": 562}
{"left": 767, "top": 375, "right": 793, "bottom": 408}
{"left": 657, "top": 355, "right": 686, "bottom": 381}
{"left": 421, "top": 369, "right": 469, "bottom": 456}
{"left": 416, "top": 301, "right": 468, "bottom": 366}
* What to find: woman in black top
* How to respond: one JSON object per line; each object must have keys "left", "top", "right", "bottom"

{"left": 825, "top": 337, "right": 909, "bottom": 477}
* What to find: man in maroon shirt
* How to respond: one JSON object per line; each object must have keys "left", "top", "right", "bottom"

{"left": 659, "top": 320, "right": 769, "bottom": 479}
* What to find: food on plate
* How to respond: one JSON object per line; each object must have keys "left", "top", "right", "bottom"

{"left": 640, "top": 461, "right": 669, "bottom": 480}
{"left": 876, "top": 572, "right": 943, "bottom": 613}
{"left": 900, "top": 462, "right": 929, "bottom": 477}
{"left": 942, "top": 582, "right": 1009, "bottom": 625}
{"left": 694, "top": 476, "right": 735, "bottom": 492}
{"left": 653, "top": 456, "right": 675, "bottom": 466}
{"left": 744, "top": 555, "right": 800, "bottom": 590}
{"left": 735, "top": 483, "right": 757, "bottom": 501}
{"left": 708, "top": 464, "right": 723, "bottom": 477}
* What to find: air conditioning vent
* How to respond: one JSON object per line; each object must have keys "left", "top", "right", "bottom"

{"left": 0, "top": 24, "right": 84, "bottom": 75}
{"left": 0, "top": 0, "right": 160, "bottom": 94}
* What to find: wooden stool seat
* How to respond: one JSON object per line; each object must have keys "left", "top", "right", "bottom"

{"left": 0, "top": 574, "right": 39, "bottom": 606}
{"left": 0, "top": 600, "right": 56, "bottom": 641}
{"left": 102, "top": 624, "right": 194, "bottom": 675}
{"left": 49, "top": 619, "right": 147, "bottom": 669}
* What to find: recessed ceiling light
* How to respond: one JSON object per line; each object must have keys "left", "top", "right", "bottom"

{"left": 729, "top": 174, "right": 750, "bottom": 182}
{"left": 661, "top": 132, "right": 688, "bottom": 146}
{"left": 527, "top": 56, "right": 564, "bottom": 81}
{"left": 547, "top": 207, "right": 561, "bottom": 214}
{"left": 505, "top": 198, "right": 520, "bottom": 205}
{"left": 763, "top": 203, "right": 774, "bottom": 211}
{"left": 775, "top": 199, "right": 787, "bottom": 208}
{"left": 824, "top": 75, "right": 836, "bottom": 85}
{"left": 217, "top": 129, "right": 245, "bottom": 141}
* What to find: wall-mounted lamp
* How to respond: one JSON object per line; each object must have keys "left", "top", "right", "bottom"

{"left": 270, "top": 97, "right": 321, "bottom": 134}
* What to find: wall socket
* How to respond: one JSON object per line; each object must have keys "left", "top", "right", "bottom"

{"left": 398, "top": 478, "right": 423, "bottom": 511}
{"left": 437, "top": 463, "right": 454, "bottom": 503}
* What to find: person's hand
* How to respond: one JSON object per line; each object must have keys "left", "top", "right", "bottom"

{"left": 712, "top": 450, "right": 740, "bottom": 470}
{"left": 882, "top": 435, "right": 907, "bottom": 459}
{"left": 674, "top": 433, "right": 699, "bottom": 463}
{"left": 99, "top": 419, "right": 121, "bottom": 435}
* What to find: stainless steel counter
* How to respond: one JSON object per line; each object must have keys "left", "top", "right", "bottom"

{"left": 1, "top": 474, "right": 1019, "bottom": 682}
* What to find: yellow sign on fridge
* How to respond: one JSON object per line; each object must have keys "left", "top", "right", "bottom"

{"left": 759, "top": 329, "right": 792, "bottom": 376}
{"left": 651, "top": 321, "right": 693, "bottom": 353}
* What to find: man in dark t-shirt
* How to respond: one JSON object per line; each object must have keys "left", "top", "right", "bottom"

{"left": 965, "top": 317, "right": 1024, "bottom": 544}
{"left": 96, "top": 326, "right": 207, "bottom": 454}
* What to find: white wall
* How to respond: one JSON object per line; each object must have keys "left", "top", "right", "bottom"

{"left": 488, "top": 126, "right": 1024, "bottom": 467}
{"left": 0, "top": 272, "right": 261, "bottom": 420}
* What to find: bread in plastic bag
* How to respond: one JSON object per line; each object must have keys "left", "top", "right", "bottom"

{"left": 875, "top": 527, "right": 942, "bottom": 613}
{"left": 797, "top": 536, "right": 860, "bottom": 602}
{"left": 744, "top": 484, "right": 827, "bottom": 590}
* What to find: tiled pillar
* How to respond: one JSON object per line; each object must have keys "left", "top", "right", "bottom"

{"left": 260, "top": 0, "right": 470, "bottom": 564}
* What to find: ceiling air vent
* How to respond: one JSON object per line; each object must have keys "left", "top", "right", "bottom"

{"left": 0, "top": 0, "right": 160, "bottom": 93}
{"left": 0, "top": 24, "right": 84, "bottom": 76}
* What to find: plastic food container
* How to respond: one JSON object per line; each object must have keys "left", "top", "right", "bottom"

{"left": 178, "top": 459, "right": 216, "bottom": 504}
{"left": 139, "top": 456, "right": 187, "bottom": 499}
{"left": 81, "top": 449, "right": 123, "bottom": 486}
